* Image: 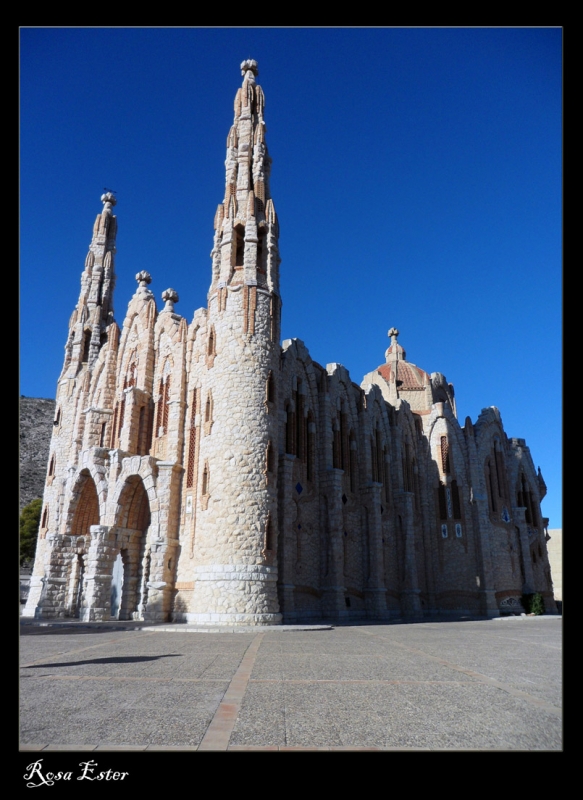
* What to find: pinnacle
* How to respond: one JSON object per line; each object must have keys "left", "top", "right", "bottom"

{"left": 101, "top": 191, "right": 117, "bottom": 207}
{"left": 240, "top": 59, "right": 258, "bottom": 78}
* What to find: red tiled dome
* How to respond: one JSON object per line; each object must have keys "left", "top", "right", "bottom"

{"left": 377, "top": 360, "right": 429, "bottom": 389}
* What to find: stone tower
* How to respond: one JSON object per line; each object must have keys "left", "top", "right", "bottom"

{"left": 177, "top": 59, "right": 282, "bottom": 624}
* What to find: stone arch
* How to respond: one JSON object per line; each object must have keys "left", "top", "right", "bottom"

{"left": 67, "top": 470, "right": 101, "bottom": 537}
{"left": 66, "top": 546, "right": 88, "bottom": 619}
{"left": 112, "top": 474, "right": 152, "bottom": 620}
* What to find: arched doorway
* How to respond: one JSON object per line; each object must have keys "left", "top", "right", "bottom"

{"left": 115, "top": 476, "right": 151, "bottom": 620}
{"left": 67, "top": 471, "right": 99, "bottom": 618}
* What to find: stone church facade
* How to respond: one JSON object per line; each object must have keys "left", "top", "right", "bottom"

{"left": 24, "top": 60, "right": 556, "bottom": 624}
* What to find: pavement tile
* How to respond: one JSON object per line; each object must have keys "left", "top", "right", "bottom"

{"left": 20, "top": 619, "right": 562, "bottom": 751}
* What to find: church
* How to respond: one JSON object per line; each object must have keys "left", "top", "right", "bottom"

{"left": 24, "top": 59, "right": 556, "bottom": 624}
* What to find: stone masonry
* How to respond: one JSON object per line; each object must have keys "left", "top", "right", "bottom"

{"left": 24, "top": 60, "right": 556, "bottom": 624}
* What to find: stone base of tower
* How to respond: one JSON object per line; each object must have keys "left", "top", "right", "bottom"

{"left": 175, "top": 612, "right": 282, "bottom": 625}
{"left": 173, "top": 563, "right": 282, "bottom": 626}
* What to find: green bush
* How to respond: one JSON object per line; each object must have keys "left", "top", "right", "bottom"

{"left": 20, "top": 498, "right": 42, "bottom": 566}
{"left": 522, "top": 592, "right": 545, "bottom": 615}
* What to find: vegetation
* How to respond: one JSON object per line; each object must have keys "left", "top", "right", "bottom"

{"left": 522, "top": 592, "right": 545, "bottom": 615}
{"left": 20, "top": 498, "right": 42, "bottom": 566}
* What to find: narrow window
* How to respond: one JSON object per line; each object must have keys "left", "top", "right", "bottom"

{"left": 285, "top": 402, "right": 296, "bottom": 455}
{"left": 81, "top": 330, "right": 91, "bottom": 363}
{"left": 111, "top": 404, "right": 118, "bottom": 448}
{"left": 332, "top": 420, "right": 341, "bottom": 469}
{"left": 186, "top": 390, "right": 198, "bottom": 489}
{"left": 296, "top": 387, "right": 305, "bottom": 461}
{"left": 349, "top": 432, "right": 357, "bottom": 493}
{"left": 376, "top": 429, "right": 383, "bottom": 487}
{"left": 307, "top": 414, "right": 315, "bottom": 482}
{"left": 438, "top": 485, "right": 447, "bottom": 520}
{"left": 266, "top": 371, "right": 275, "bottom": 404}
{"left": 99, "top": 421, "right": 107, "bottom": 448}
{"left": 486, "top": 459, "right": 497, "bottom": 512}
{"left": 265, "top": 515, "right": 274, "bottom": 552}
{"left": 266, "top": 441, "right": 275, "bottom": 474}
{"left": 235, "top": 225, "right": 245, "bottom": 267}
{"left": 155, "top": 378, "right": 164, "bottom": 434}
{"left": 118, "top": 396, "right": 125, "bottom": 441}
{"left": 440, "top": 436, "right": 450, "bottom": 475}
{"left": 257, "top": 230, "right": 265, "bottom": 271}
{"left": 162, "top": 375, "right": 171, "bottom": 431}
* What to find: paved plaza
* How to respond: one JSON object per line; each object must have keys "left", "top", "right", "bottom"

{"left": 20, "top": 616, "right": 562, "bottom": 752}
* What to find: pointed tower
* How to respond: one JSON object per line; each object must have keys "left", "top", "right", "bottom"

{"left": 23, "top": 193, "right": 119, "bottom": 618}
{"left": 182, "top": 60, "right": 282, "bottom": 624}
{"left": 63, "top": 192, "right": 117, "bottom": 377}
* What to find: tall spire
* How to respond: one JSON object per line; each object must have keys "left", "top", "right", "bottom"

{"left": 209, "top": 60, "right": 280, "bottom": 297}
{"left": 62, "top": 192, "right": 117, "bottom": 377}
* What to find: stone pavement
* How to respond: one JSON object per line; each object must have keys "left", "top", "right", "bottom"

{"left": 20, "top": 616, "right": 562, "bottom": 753}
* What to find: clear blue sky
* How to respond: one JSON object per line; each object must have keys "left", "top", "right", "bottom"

{"left": 20, "top": 28, "right": 562, "bottom": 527}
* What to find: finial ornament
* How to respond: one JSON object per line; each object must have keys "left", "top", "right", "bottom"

{"left": 162, "top": 288, "right": 179, "bottom": 312}
{"left": 385, "top": 327, "right": 405, "bottom": 363}
{"left": 136, "top": 271, "right": 152, "bottom": 287}
{"left": 101, "top": 191, "right": 117, "bottom": 207}
{"left": 240, "top": 59, "right": 258, "bottom": 77}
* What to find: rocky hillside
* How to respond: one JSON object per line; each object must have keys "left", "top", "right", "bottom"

{"left": 20, "top": 396, "right": 55, "bottom": 511}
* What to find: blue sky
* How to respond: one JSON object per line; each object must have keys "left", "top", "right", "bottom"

{"left": 20, "top": 28, "right": 562, "bottom": 527}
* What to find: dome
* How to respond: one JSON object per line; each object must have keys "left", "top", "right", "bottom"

{"left": 377, "top": 327, "right": 430, "bottom": 389}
